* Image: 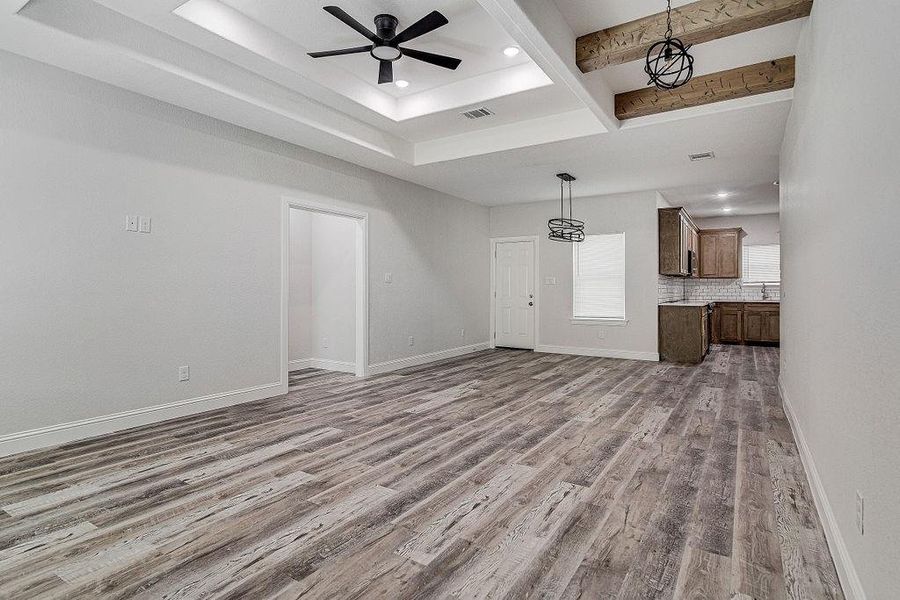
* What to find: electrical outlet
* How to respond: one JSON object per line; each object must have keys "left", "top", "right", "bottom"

{"left": 178, "top": 366, "right": 190, "bottom": 382}
{"left": 322, "top": 337, "right": 329, "bottom": 349}
{"left": 125, "top": 215, "right": 139, "bottom": 232}
{"left": 384, "top": 272, "right": 393, "bottom": 284}
{"left": 139, "top": 216, "right": 152, "bottom": 233}
{"left": 408, "top": 336, "right": 415, "bottom": 347}
{"left": 856, "top": 491, "right": 865, "bottom": 535}
{"left": 597, "top": 328, "right": 606, "bottom": 340}
{"left": 460, "top": 328, "right": 465, "bottom": 338}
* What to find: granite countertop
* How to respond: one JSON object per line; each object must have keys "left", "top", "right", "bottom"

{"left": 659, "top": 299, "right": 780, "bottom": 306}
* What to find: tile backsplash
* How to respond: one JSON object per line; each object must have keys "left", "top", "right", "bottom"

{"left": 658, "top": 275, "right": 780, "bottom": 303}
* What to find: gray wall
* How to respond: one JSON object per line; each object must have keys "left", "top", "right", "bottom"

{"left": 0, "top": 51, "right": 490, "bottom": 439}
{"left": 780, "top": 2, "right": 900, "bottom": 598}
{"left": 490, "top": 191, "right": 659, "bottom": 359}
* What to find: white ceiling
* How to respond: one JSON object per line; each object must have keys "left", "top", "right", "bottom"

{"left": 662, "top": 182, "right": 781, "bottom": 218}
{"left": 0, "top": 0, "right": 805, "bottom": 214}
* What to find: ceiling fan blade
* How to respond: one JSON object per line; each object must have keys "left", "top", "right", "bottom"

{"left": 392, "top": 10, "right": 448, "bottom": 44}
{"left": 378, "top": 60, "right": 393, "bottom": 84}
{"left": 323, "top": 6, "right": 378, "bottom": 42}
{"left": 400, "top": 47, "right": 461, "bottom": 70}
{"left": 308, "top": 45, "right": 373, "bottom": 58}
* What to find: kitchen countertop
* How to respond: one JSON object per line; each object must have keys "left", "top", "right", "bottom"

{"left": 659, "top": 300, "right": 780, "bottom": 306}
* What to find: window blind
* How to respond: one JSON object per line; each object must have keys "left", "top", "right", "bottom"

{"left": 743, "top": 244, "right": 781, "bottom": 284}
{"left": 573, "top": 233, "right": 625, "bottom": 319}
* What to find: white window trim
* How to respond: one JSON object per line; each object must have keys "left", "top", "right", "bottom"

{"left": 572, "top": 232, "right": 626, "bottom": 322}
{"left": 570, "top": 317, "right": 629, "bottom": 326}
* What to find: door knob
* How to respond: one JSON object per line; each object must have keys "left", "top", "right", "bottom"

{"left": 528, "top": 302, "right": 534, "bottom": 306}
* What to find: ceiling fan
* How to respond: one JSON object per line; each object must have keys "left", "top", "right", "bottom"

{"left": 308, "top": 6, "right": 462, "bottom": 85}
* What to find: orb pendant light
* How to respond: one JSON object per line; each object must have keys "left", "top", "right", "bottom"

{"left": 548, "top": 173, "right": 584, "bottom": 243}
{"left": 644, "top": 0, "right": 694, "bottom": 90}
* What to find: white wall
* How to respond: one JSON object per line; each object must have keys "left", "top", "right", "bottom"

{"left": 289, "top": 210, "right": 357, "bottom": 368}
{"left": 780, "top": 2, "right": 900, "bottom": 598}
{"left": 0, "top": 51, "right": 489, "bottom": 448}
{"left": 490, "top": 191, "right": 659, "bottom": 360}
{"left": 310, "top": 212, "right": 356, "bottom": 364}
{"left": 694, "top": 213, "right": 780, "bottom": 246}
{"left": 289, "top": 210, "right": 313, "bottom": 362}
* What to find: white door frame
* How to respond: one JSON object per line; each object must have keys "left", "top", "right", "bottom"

{"left": 282, "top": 196, "right": 369, "bottom": 378}
{"left": 490, "top": 236, "right": 540, "bottom": 349}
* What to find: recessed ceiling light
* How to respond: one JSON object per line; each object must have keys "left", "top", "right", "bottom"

{"left": 503, "top": 46, "right": 520, "bottom": 57}
{"left": 716, "top": 191, "right": 730, "bottom": 199}
{"left": 394, "top": 80, "right": 409, "bottom": 88}
{"left": 722, "top": 207, "right": 733, "bottom": 213}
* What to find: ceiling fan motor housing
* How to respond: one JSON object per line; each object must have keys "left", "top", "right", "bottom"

{"left": 370, "top": 14, "right": 402, "bottom": 61}
{"left": 374, "top": 14, "right": 398, "bottom": 40}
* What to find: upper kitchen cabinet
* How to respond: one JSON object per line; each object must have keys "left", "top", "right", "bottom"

{"left": 699, "top": 228, "right": 746, "bottom": 278}
{"left": 659, "top": 208, "right": 699, "bottom": 277}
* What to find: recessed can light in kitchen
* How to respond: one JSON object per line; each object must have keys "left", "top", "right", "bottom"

{"left": 722, "top": 207, "right": 733, "bottom": 213}
{"left": 395, "top": 79, "right": 409, "bottom": 88}
{"left": 716, "top": 191, "right": 729, "bottom": 199}
{"left": 503, "top": 46, "right": 520, "bottom": 57}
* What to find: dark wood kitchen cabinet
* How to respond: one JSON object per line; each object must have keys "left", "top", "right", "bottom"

{"left": 659, "top": 304, "right": 709, "bottom": 363}
{"left": 659, "top": 207, "right": 699, "bottom": 277}
{"left": 743, "top": 303, "right": 780, "bottom": 342}
{"left": 699, "top": 228, "right": 746, "bottom": 278}
{"left": 712, "top": 302, "right": 780, "bottom": 344}
{"left": 714, "top": 303, "right": 744, "bottom": 343}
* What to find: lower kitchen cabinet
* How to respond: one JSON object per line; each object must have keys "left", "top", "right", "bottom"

{"left": 711, "top": 302, "right": 780, "bottom": 345}
{"left": 659, "top": 304, "right": 710, "bottom": 364}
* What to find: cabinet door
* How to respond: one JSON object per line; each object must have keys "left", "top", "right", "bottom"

{"left": 690, "top": 228, "right": 700, "bottom": 277}
{"left": 716, "top": 231, "right": 740, "bottom": 278}
{"left": 699, "top": 234, "right": 717, "bottom": 277}
{"left": 720, "top": 308, "right": 742, "bottom": 343}
{"left": 680, "top": 216, "right": 691, "bottom": 276}
{"left": 763, "top": 311, "right": 780, "bottom": 342}
{"left": 744, "top": 310, "right": 764, "bottom": 342}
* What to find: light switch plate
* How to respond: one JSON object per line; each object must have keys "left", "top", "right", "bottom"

{"left": 139, "top": 216, "right": 151, "bottom": 233}
{"left": 125, "top": 215, "right": 139, "bottom": 232}
{"left": 178, "top": 366, "right": 190, "bottom": 382}
{"left": 384, "top": 272, "right": 393, "bottom": 284}
{"left": 544, "top": 277, "right": 557, "bottom": 285}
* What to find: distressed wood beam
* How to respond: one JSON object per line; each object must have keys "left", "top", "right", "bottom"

{"left": 614, "top": 56, "right": 794, "bottom": 120}
{"left": 576, "top": 0, "right": 812, "bottom": 73}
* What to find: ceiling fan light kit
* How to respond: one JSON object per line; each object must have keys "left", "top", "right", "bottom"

{"left": 548, "top": 173, "right": 585, "bottom": 243}
{"left": 308, "top": 6, "right": 462, "bottom": 85}
{"left": 644, "top": 0, "right": 694, "bottom": 90}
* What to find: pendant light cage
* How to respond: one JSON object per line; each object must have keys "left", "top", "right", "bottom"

{"left": 644, "top": 0, "right": 694, "bottom": 90}
{"left": 548, "top": 173, "right": 584, "bottom": 243}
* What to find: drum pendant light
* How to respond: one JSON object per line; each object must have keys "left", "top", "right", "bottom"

{"left": 548, "top": 173, "right": 584, "bottom": 243}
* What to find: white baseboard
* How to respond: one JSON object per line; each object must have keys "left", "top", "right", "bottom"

{"left": 368, "top": 342, "right": 490, "bottom": 375}
{"left": 288, "top": 358, "right": 356, "bottom": 374}
{"left": 0, "top": 381, "right": 285, "bottom": 458}
{"left": 534, "top": 344, "right": 660, "bottom": 362}
{"left": 778, "top": 376, "right": 867, "bottom": 600}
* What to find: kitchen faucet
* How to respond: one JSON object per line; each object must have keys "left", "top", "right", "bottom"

{"left": 761, "top": 283, "right": 770, "bottom": 300}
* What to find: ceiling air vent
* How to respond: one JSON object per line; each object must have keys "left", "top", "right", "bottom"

{"left": 461, "top": 107, "right": 495, "bottom": 120}
{"left": 689, "top": 151, "right": 716, "bottom": 162}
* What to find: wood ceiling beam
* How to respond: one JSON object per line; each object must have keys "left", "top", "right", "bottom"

{"left": 576, "top": 0, "right": 812, "bottom": 74}
{"left": 614, "top": 56, "right": 794, "bottom": 120}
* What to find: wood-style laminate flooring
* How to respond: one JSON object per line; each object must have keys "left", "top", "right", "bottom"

{"left": 0, "top": 346, "right": 844, "bottom": 599}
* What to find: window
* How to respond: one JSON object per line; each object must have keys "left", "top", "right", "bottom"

{"left": 743, "top": 244, "right": 781, "bottom": 284}
{"left": 573, "top": 233, "right": 625, "bottom": 320}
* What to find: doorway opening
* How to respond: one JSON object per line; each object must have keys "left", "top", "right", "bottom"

{"left": 490, "top": 236, "right": 538, "bottom": 350}
{"left": 282, "top": 198, "right": 368, "bottom": 380}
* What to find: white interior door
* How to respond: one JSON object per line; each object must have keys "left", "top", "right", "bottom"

{"left": 494, "top": 241, "right": 535, "bottom": 349}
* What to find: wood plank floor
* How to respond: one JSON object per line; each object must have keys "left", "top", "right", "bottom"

{"left": 0, "top": 346, "right": 844, "bottom": 599}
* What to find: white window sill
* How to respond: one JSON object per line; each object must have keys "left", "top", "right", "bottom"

{"left": 570, "top": 318, "right": 629, "bottom": 326}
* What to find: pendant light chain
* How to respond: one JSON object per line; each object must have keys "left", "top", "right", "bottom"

{"left": 665, "top": 0, "right": 673, "bottom": 39}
